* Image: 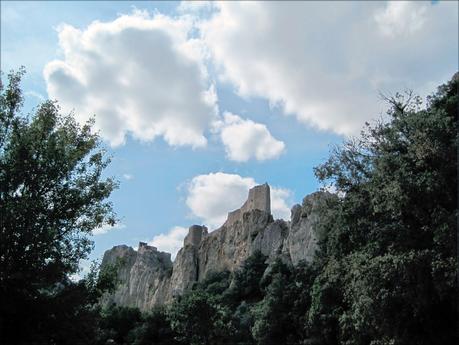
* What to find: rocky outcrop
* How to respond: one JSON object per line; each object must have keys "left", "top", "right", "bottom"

{"left": 101, "top": 184, "right": 333, "bottom": 310}
{"left": 101, "top": 242, "right": 173, "bottom": 310}
{"left": 224, "top": 183, "right": 271, "bottom": 227}
{"left": 169, "top": 225, "right": 206, "bottom": 297}
{"left": 283, "top": 192, "right": 333, "bottom": 265}
{"left": 198, "top": 209, "right": 273, "bottom": 279}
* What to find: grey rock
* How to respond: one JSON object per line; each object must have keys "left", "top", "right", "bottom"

{"left": 101, "top": 242, "right": 172, "bottom": 310}
{"left": 184, "top": 225, "right": 208, "bottom": 247}
{"left": 100, "top": 185, "right": 333, "bottom": 310}
{"left": 283, "top": 191, "right": 334, "bottom": 265}
{"left": 169, "top": 244, "right": 198, "bottom": 297}
{"left": 224, "top": 183, "right": 271, "bottom": 227}
{"left": 252, "top": 219, "right": 289, "bottom": 258}
{"left": 197, "top": 209, "right": 272, "bottom": 280}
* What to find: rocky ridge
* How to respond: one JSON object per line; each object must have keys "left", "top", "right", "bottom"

{"left": 101, "top": 183, "right": 332, "bottom": 310}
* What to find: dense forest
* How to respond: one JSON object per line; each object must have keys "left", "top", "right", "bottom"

{"left": 0, "top": 69, "right": 457, "bottom": 345}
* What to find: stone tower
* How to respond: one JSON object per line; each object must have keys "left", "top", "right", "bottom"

{"left": 224, "top": 183, "right": 271, "bottom": 227}
{"left": 245, "top": 183, "right": 271, "bottom": 214}
{"left": 183, "top": 225, "right": 208, "bottom": 247}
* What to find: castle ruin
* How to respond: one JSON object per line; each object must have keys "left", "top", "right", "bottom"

{"left": 183, "top": 225, "right": 208, "bottom": 247}
{"left": 224, "top": 183, "right": 271, "bottom": 227}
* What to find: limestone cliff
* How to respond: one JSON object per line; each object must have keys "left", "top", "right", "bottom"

{"left": 101, "top": 183, "right": 332, "bottom": 310}
{"left": 100, "top": 243, "right": 173, "bottom": 310}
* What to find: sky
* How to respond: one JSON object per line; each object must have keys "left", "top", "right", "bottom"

{"left": 1, "top": 1, "right": 458, "bottom": 272}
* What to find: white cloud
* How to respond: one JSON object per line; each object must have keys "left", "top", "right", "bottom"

{"left": 70, "top": 259, "right": 92, "bottom": 282}
{"left": 44, "top": 10, "right": 217, "bottom": 148}
{"left": 177, "top": 1, "right": 213, "bottom": 14}
{"left": 216, "top": 112, "right": 285, "bottom": 162}
{"left": 93, "top": 223, "right": 126, "bottom": 235}
{"left": 123, "top": 174, "right": 133, "bottom": 180}
{"left": 270, "top": 187, "right": 292, "bottom": 221}
{"left": 185, "top": 172, "right": 292, "bottom": 229}
{"left": 148, "top": 226, "right": 188, "bottom": 260}
{"left": 198, "top": 1, "right": 458, "bottom": 136}
{"left": 374, "top": 1, "right": 427, "bottom": 37}
{"left": 186, "top": 172, "right": 255, "bottom": 228}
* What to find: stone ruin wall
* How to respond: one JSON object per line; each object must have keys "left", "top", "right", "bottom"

{"left": 138, "top": 241, "right": 172, "bottom": 263}
{"left": 183, "top": 225, "right": 208, "bottom": 247}
{"left": 224, "top": 183, "right": 271, "bottom": 227}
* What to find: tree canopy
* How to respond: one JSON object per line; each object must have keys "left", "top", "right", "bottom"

{"left": 0, "top": 69, "right": 118, "bottom": 344}
{"left": 310, "top": 74, "right": 458, "bottom": 345}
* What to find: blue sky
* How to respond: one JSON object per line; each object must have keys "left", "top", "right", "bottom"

{"left": 1, "top": 1, "right": 457, "bottom": 268}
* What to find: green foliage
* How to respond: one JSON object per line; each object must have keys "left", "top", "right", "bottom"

{"left": 165, "top": 252, "right": 270, "bottom": 345}
{"left": 165, "top": 253, "right": 318, "bottom": 345}
{"left": 85, "top": 260, "right": 119, "bottom": 304}
{"left": 251, "top": 259, "right": 293, "bottom": 344}
{"left": 97, "top": 305, "right": 142, "bottom": 345}
{"left": 0, "top": 69, "right": 118, "bottom": 344}
{"left": 194, "top": 270, "right": 232, "bottom": 297}
{"left": 252, "top": 258, "right": 318, "bottom": 345}
{"left": 128, "top": 307, "right": 178, "bottom": 345}
{"left": 310, "top": 76, "right": 458, "bottom": 344}
{"left": 229, "top": 250, "right": 268, "bottom": 303}
{"left": 168, "top": 289, "right": 234, "bottom": 345}
{"left": 95, "top": 305, "right": 179, "bottom": 345}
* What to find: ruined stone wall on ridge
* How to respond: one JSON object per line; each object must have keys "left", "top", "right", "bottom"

{"left": 183, "top": 225, "right": 208, "bottom": 247}
{"left": 224, "top": 183, "right": 271, "bottom": 227}
{"left": 138, "top": 241, "right": 172, "bottom": 263}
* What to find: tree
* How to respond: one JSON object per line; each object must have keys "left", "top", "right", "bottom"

{"left": 310, "top": 74, "right": 458, "bottom": 344}
{"left": 251, "top": 258, "right": 293, "bottom": 345}
{"left": 0, "top": 69, "right": 118, "bottom": 344}
{"left": 229, "top": 251, "right": 268, "bottom": 303}
{"left": 128, "top": 307, "right": 179, "bottom": 345}
{"left": 97, "top": 305, "right": 142, "bottom": 345}
{"left": 168, "top": 289, "right": 234, "bottom": 345}
{"left": 166, "top": 254, "right": 270, "bottom": 345}
{"left": 252, "top": 259, "right": 318, "bottom": 345}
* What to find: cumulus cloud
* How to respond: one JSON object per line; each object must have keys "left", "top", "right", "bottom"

{"left": 186, "top": 172, "right": 292, "bottom": 229}
{"left": 44, "top": 10, "right": 217, "bottom": 148}
{"left": 93, "top": 223, "right": 126, "bottom": 235}
{"left": 148, "top": 226, "right": 188, "bottom": 260}
{"left": 216, "top": 112, "right": 285, "bottom": 162}
{"left": 270, "top": 187, "right": 292, "bottom": 221}
{"left": 375, "top": 1, "right": 427, "bottom": 37}
{"left": 198, "top": 1, "right": 458, "bottom": 135}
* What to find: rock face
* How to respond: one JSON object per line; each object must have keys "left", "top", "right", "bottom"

{"left": 283, "top": 192, "right": 332, "bottom": 265}
{"left": 101, "top": 184, "right": 332, "bottom": 310}
{"left": 198, "top": 209, "right": 273, "bottom": 279}
{"left": 169, "top": 225, "right": 206, "bottom": 297}
{"left": 224, "top": 183, "right": 271, "bottom": 227}
{"left": 101, "top": 242, "right": 173, "bottom": 310}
